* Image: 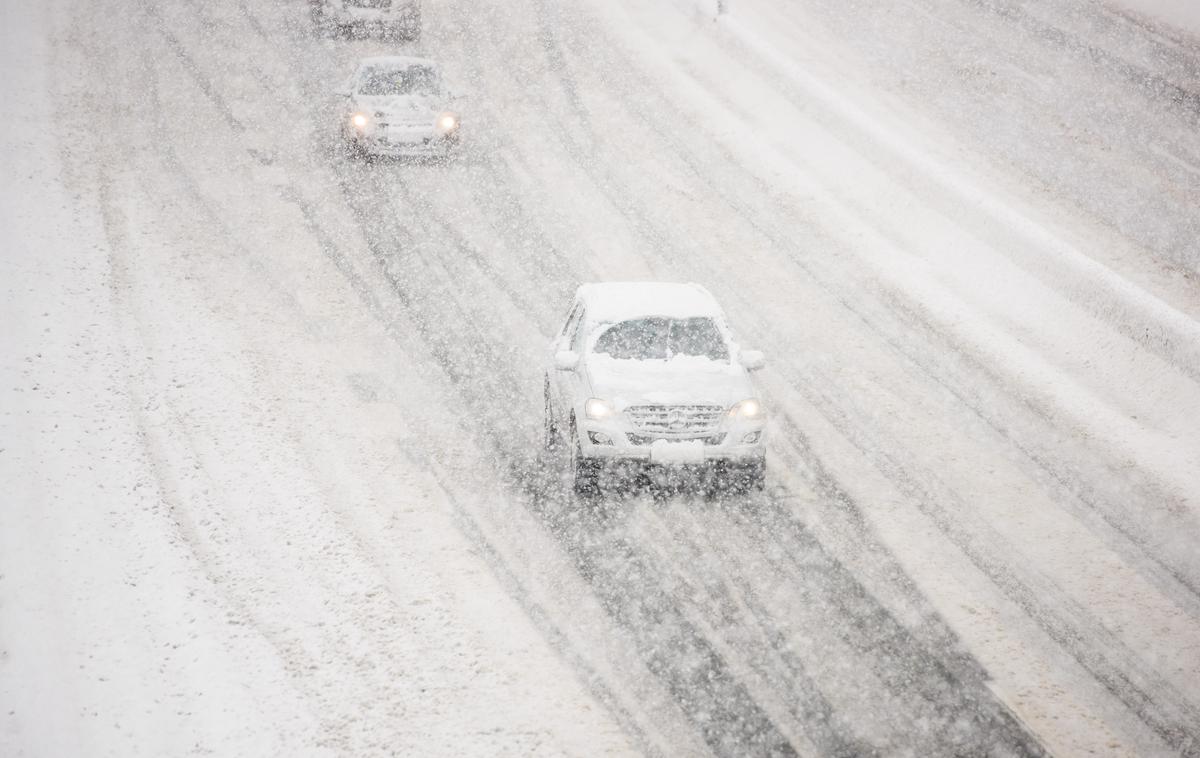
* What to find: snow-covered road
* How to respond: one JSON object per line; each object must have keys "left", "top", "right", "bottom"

{"left": 3, "top": 0, "right": 1199, "bottom": 755}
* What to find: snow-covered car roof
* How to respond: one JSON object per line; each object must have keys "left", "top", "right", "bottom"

{"left": 356, "top": 55, "right": 440, "bottom": 71}
{"left": 576, "top": 282, "right": 724, "bottom": 323}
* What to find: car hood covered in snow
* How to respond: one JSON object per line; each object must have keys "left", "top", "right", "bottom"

{"left": 584, "top": 354, "right": 754, "bottom": 409}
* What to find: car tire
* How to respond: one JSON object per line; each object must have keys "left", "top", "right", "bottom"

{"left": 543, "top": 382, "right": 559, "bottom": 451}
{"left": 701, "top": 465, "right": 725, "bottom": 499}
{"left": 739, "top": 458, "right": 766, "bottom": 494}
{"left": 404, "top": 9, "right": 422, "bottom": 41}
{"left": 345, "top": 137, "right": 371, "bottom": 162}
{"left": 570, "top": 417, "right": 600, "bottom": 496}
{"left": 713, "top": 459, "right": 764, "bottom": 495}
{"left": 309, "top": 2, "right": 327, "bottom": 35}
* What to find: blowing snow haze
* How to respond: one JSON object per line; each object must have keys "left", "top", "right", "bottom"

{"left": 2, "top": 0, "right": 1199, "bottom": 756}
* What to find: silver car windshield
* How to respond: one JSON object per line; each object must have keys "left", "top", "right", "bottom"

{"left": 592, "top": 317, "right": 728, "bottom": 361}
{"left": 358, "top": 65, "right": 441, "bottom": 96}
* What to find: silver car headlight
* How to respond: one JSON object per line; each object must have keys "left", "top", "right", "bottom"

{"left": 584, "top": 398, "right": 615, "bottom": 420}
{"left": 729, "top": 399, "right": 764, "bottom": 419}
{"left": 437, "top": 112, "right": 459, "bottom": 131}
{"left": 350, "top": 112, "right": 370, "bottom": 130}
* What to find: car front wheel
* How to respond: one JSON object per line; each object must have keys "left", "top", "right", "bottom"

{"left": 708, "top": 458, "right": 765, "bottom": 495}
{"left": 736, "top": 458, "right": 766, "bottom": 493}
{"left": 569, "top": 417, "right": 600, "bottom": 496}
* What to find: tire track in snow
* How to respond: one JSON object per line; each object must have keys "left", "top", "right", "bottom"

{"left": 503, "top": 3, "right": 1200, "bottom": 751}
{"left": 93, "top": 165, "right": 335, "bottom": 740}
{"left": 763, "top": 0, "right": 1200, "bottom": 356}
{"left": 86, "top": 2, "right": 672, "bottom": 754}
{"left": 100, "top": 7, "right": 578, "bottom": 750}
{"left": 81, "top": 11, "right": 492, "bottom": 749}
{"left": 126, "top": 1, "right": 1195, "bottom": 753}
{"left": 769, "top": 388, "right": 1200, "bottom": 755}
{"left": 176, "top": 11, "right": 674, "bottom": 748}
{"left": 661, "top": 502, "right": 1046, "bottom": 757}
{"left": 273, "top": 182, "right": 686, "bottom": 755}
{"left": 609, "top": 65, "right": 1200, "bottom": 748}
{"left": 322, "top": 161, "right": 800, "bottom": 756}
{"left": 966, "top": 0, "right": 1200, "bottom": 120}
{"left": 142, "top": 2, "right": 245, "bottom": 133}
{"left": 484, "top": 0, "right": 1046, "bottom": 747}
{"left": 631, "top": 24, "right": 1200, "bottom": 590}
{"left": 169, "top": 0, "right": 1017, "bottom": 753}
{"left": 567, "top": 0, "right": 1200, "bottom": 622}
{"left": 240, "top": 152, "right": 787, "bottom": 752}
{"left": 457, "top": 2, "right": 1039, "bottom": 750}
{"left": 90, "top": 134, "right": 355, "bottom": 758}
{"left": 304, "top": 3, "right": 1055, "bottom": 753}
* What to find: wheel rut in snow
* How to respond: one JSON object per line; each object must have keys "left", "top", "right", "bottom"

{"left": 125, "top": 0, "right": 1198, "bottom": 753}
{"left": 311, "top": 111, "right": 1048, "bottom": 756}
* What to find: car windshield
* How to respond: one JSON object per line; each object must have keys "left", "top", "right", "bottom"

{"left": 357, "top": 65, "right": 440, "bottom": 96}
{"left": 591, "top": 317, "right": 728, "bottom": 361}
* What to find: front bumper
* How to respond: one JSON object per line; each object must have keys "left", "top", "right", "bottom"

{"left": 577, "top": 417, "right": 766, "bottom": 465}
{"left": 349, "top": 129, "right": 459, "bottom": 156}
{"left": 329, "top": 3, "right": 420, "bottom": 28}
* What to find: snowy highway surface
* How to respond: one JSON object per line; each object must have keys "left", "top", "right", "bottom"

{"left": 3, "top": 0, "right": 1200, "bottom": 755}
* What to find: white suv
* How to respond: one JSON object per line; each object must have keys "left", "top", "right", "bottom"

{"left": 336, "top": 57, "right": 462, "bottom": 159}
{"left": 545, "top": 283, "right": 767, "bottom": 494}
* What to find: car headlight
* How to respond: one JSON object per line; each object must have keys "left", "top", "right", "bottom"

{"left": 351, "top": 112, "right": 369, "bottom": 129}
{"left": 729, "top": 399, "right": 764, "bottom": 419}
{"left": 584, "top": 398, "right": 614, "bottom": 420}
{"left": 437, "top": 113, "right": 459, "bottom": 131}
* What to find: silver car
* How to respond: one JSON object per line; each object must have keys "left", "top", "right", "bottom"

{"left": 545, "top": 283, "right": 767, "bottom": 495}
{"left": 336, "top": 57, "right": 462, "bottom": 159}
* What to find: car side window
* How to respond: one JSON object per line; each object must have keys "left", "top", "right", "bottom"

{"left": 560, "top": 303, "right": 580, "bottom": 337}
{"left": 560, "top": 303, "right": 583, "bottom": 349}
{"left": 571, "top": 312, "right": 589, "bottom": 353}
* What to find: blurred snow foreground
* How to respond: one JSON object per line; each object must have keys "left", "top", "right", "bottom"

{"left": 3, "top": 0, "right": 1200, "bottom": 756}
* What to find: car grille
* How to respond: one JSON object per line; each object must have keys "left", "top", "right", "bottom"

{"left": 625, "top": 404, "right": 724, "bottom": 434}
{"left": 627, "top": 432, "right": 726, "bottom": 447}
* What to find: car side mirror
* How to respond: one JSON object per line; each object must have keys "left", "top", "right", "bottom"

{"left": 555, "top": 351, "right": 580, "bottom": 371}
{"left": 334, "top": 87, "right": 352, "bottom": 97}
{"left": 740, "top": 350, "right": 765, "bottom": 371}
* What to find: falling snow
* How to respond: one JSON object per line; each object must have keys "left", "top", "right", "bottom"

{"left": 3, "top": 0, "right": 1199, "bottom": 756}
